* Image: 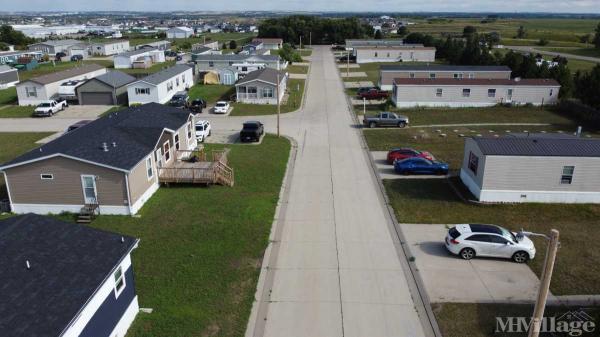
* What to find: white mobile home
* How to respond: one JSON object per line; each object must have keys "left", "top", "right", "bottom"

{"left": 127, "top": 64, "right": 193, "bottom": 105}
{"left": 354, "top": 46, "right": 436, "bottom": 64}
{"left": 461, "top": 134, "right": 600, "bottom": 204}
{"left": 16, "top": 64, "right": 107, "bottom": 106}
{"left": 114, "top": 47, "right": 165, "bottom": 69}
{"left": 166, "top": 27, "right": 194, "bottom": 39}
{"left": 89, "top": 40, "right": 130, "bottom": 56}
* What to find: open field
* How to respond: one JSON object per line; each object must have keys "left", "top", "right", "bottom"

{"left": 565, "top": 59, "right": 599, "bottom": 73}
{"left": 0, "top": 87, "right": 17, "bottom": 105}
{"left": 501, "top": 38, "right": 588, "bottom": 48}
{"left": 540, "top": 47, "right": 600, "bottom": 58}
{"left": 231, "top": 79, "right": 305, "bottom": 116}
{"left": 188, "top": 84, "right": 235, "bottom": 104}
{"left": 433, "top": 303, "right": 600, "bottom": 337}
{"left": 54, "top": 135, "right": 290, "bottom": 337}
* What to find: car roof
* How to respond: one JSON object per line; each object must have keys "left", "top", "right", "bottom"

{"left": 195, "top": 120, "right": 209, "bottom": 125}
{"left": 390, "top": 148, "right": 417, "bottom": 152}
{"left": 216, "top": 101, "right": 227, "bottom": 104}
{"left": 455, "top": 224, "right": 504, "bottom": 235}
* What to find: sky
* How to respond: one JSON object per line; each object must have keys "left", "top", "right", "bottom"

{"left": 2, "top": 0, "right": 600, "bottom": 14}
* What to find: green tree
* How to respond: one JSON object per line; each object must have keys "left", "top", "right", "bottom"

{"left": 278, "top": 43, "right": 302, "bottom": 63}
{"left": 537, "top": 38, "right": 549, "bottom": 46}
{"left": 0, "top": 42, "right": 8, "bottom": 51}
{"left": 0, "top": 25, "right": 33, "bottom": 47}
{"left": 462, "top": 25, "right": 477, "bottom": 37}
{"left": 229, "top": 40, "right": 237, "bottom": 50}
{"left": 575, "top": 65, "right": 600, "bottom": 108}
{"left": 516, "top": 26, "right": 527, "bottom": 39}
{"left": 221, "top": 42, "right": 227, "bottom": 50}
{"left": 374, "top": 30, "right": 383, "bottom": 39}
{"left": 594, "top": 22, "right": 600, "bottom": 49}
{"left": 397, "top": 26, "right": 408, "bottom": 37}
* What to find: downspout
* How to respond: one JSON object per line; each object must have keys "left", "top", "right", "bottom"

{"left": 2, "top": 171, "right": 14, "bottom": 212}
{"left": 125, "top": 172, "right": 133, "bottom": 216}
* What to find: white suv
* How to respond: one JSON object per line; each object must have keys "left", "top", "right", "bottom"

{"left": 444, "top": 224, "right": 536, "bottom": 263}
{"left": 213, "top": 101, "right": 230, "bottom": 114}
{"left": 195, "top": 120, "right": 211, "bottom": 142}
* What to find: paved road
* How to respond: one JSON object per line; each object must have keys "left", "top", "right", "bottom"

{"left": 246, "top": 46, "right": 429, "bottom": 337}
{"left": 504, "top": 45, "right": 600, "bottom": 63}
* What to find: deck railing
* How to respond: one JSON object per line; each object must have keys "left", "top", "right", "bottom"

{"left": 158, "top": 147, "right": 234, "bottom": 186}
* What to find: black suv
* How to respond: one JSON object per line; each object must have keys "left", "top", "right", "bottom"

{"left": 169, "top": 92, "right": 190, "bottom": 108}
{"left": 240, "top": 121, "right": 264, "bottom": 143}
{"left": 189, "top": 99, "right": 207, "bottom": 113}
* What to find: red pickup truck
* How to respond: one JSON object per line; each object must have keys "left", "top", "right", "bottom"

{"left": 357, "top": 88, "right": 389, "bottom": 100}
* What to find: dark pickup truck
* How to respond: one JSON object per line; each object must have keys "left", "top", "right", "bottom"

{"left": 363, "top": 112, "right": 409, "bottom": 128}
{"left": 356, "top": 88, "right": 389, "bottom": 100}
{"left": 240, "top": 121, "right": 264, "bottom": 143}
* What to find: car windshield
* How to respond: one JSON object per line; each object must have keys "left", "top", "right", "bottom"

{"left": 38, "top": 103, "right": 51, "bottom": 107}
{"left": 244, "top": 123, "right": 258, "bottom": 129}
{"left": 195, "top": 125, "right": 204, "bottom": 131}
{"left": 216, "top": 103, "right": 226, "bottom": 107}
{"left": 499, "top": 226, "right": 518, "bottom": 242}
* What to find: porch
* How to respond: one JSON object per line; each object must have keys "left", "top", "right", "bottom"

{"left": 158, "top": 147, "right": 234, "bottom": 186}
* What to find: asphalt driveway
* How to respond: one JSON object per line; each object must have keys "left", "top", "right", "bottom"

{"left": 400, "top": 224, "right": 550, "bottom": 303}
{"left": 0, "top": 105, "right": 113, "bottom": 132}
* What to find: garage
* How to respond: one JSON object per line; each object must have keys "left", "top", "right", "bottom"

{"left": 80, "top": 92, "right": 114, "bottom": 105}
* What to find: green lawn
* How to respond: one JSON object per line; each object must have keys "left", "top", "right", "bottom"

{"left": 0, "top": 132, "right": 53, "bottom": 199}
{"left": 188, "top": 84, "right": 235, "bottom": 104}
{"left": 287, "top": 64, "right": 309, "bottom": 74}
{"left": 0, "top": 105, "right": 35, "bottom": 118}
{"left": 565, "top": 59, "right": 599, "bottom": 73}
{"left": 501, "top": 38, "right": 588, "bottom": 48}
{"left": 230, "top": 79, "right": 305, "bottom": 116}
{"left": 0, "top": 87, "right": 17, "bottom": 105}
{"left": 298, "top": 49, "right": 312, "bottom": 57}
{"left": 70, "top": 135, "right": 290, "bottom": 337}
{"left": 434, "top": 303, "right": 600, "bottom": 337}
{"left": 540, "top": 47, "right": 600, "bottom": 58}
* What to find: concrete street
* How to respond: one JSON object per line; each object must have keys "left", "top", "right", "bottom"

{"left": 0, "top": 105, "right": 112, "bottom": 132}
{"left": 245, "top": 46, "right": 430, "bottom": 337}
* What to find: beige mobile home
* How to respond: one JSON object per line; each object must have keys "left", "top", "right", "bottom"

{"left": 354, "top": 46, "right": 436, "bottom": 64}
{"left": 460, "top": 134, "right": 600, "bottom": 204}
{"left": 235, "top": 67, "right": 287, "bottom": 105}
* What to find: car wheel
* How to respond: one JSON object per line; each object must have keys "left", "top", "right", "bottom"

{"left": 460, "top": 248, "right": 476, "bottom": 260}
{"left": 512, "top": 251, "right": 529, "bottom": 263}
{"left": 369, "top": 122, "right": 377, "bottom": 128}
{"left": 398, "top": 122, "right": 406, "bottom": 128}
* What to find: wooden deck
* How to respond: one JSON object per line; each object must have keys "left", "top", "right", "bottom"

{"left": 158, "top": 149, "right": 234, "bottom": 186}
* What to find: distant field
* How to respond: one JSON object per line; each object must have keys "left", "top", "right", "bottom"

{"left": 540, "top": 47, "right": 600, "bottom": 58}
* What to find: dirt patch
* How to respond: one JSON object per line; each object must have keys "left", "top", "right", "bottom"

{"left": 201, "top": 323, "right": 221, "bottom": 337}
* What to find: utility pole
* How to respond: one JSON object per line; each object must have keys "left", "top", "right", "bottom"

{"left": 309, "top": 32, "right": 312, "bottom": 48}
{"left": 276, "top": 72, "right": 280, "bottom": 137}
{"left": 299, "top": 35, "right": 302, "bottom": 49}
{"left": 363, "top": 97, "right": 366, "bottom": 115}
{"left": 347, "top": 51, "right": 350, "bottom": 77}
{"left": 528, "top": 229, "right": 560, "bottom": 337}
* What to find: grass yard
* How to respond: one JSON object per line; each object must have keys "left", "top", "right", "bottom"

{"left": 287, "top": 64, "right": 309, "bottom": 74}
{"left": 60, "top": 135, "right": 290, "bottom": 337}
{"left": 540, "top": 47, "right": 600, "bottom": 58}
{"left": 0, "top": 132, "right": 52, "bottom": 200}
{"left": 0, "top": 87, "right": 17, "bottom": 105}
{"left": 0, "top": 105, "right": 35, "bottom": 118}
{"left": 433, "top": 303, "right": 600, "bottom": 337}
{"left": 565, "top": 59, "right": 599, "bottom": 73}
{"left": 501, "top": 38, "right": 588, "bottom": 48}
{"left": 370, "top": 126, "right": 600, "bottom": 295}
{"left": 230, "top": 79, "right": 305, "bottom": 116}
{"left": 188, "top": 84, "right": 235, "bottom": 104}
{"left": 298, "top": 49, "right": 312, "bottom": 57}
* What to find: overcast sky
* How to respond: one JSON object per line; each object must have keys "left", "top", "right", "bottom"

{"left": 2, "top": 0, "right": 600, "bottom": 13}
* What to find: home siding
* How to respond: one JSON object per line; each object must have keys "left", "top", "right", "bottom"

{"left": 4, "top": 157, "right": 128, "bottom": 206}
{"left": 380, "top": 70, "right": 511, "bottom": 89}
{"left": 460, "top": 138, "right": 486, "bottom": 189}
{"left": 356, "top": 48, "right": 436, "bottom": 64}
{"left": 128, "top": 155, "right": 158, "bottom": 205}
{"left": 236, "top": 79, "right": 285, "bottom": 105}
{"left": 77, "top": 79, "right": 113, "bottom": 103}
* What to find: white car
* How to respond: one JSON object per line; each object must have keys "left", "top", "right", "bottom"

{"left": 444, "top": 224, "right": 536, "bottom": 263}
{"left": 195, "top": 120, "right": 211, "bottom": 142}
{"left": 213, "top": 101, "right": 230, "bottom": 114}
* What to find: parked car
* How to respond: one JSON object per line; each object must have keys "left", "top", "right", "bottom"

{"left": 387, "top": 148, "right": 434, "bottom": 165}
{"left": 189, "top": 98, "right": 207, "bottom": 113}
{"left": 240, "top": 121, "right": 264, "bottom": 143}
{"left": 214, "top": 101, "right": 230, "bottom": 114}
{"left": 33, "top": 99, "right": 68, "bottom": 117}
{"left": 66, "top": 120, "right": 92, "bottom": 132}
{"left": 70, "top": 54, "right": 83, "bottom": 61}
{"left": 445, "top": 224, "right": 536, "bottom": 263}
{"left": 331, "top": 44, "right": 346, "bottom": 51}
{"left": 169, "top": 92, "right": 190, "bottom": 108}
{"left": 55, "top": 52, "right": 67, "bottom": 61}
{"left": 356, "top": 86, "right": 378, "bottom": 95}
{"left": 393, "top": 157, "right": 448, "bottom": 175}
{"left": 363, "top": 112, "right": 409, "bottom": 128}
{"left": 195, "top": 120, "right": 211, "bottom": 142}
{"left": 357, "top": 88, "right": 389, "bottom": 100}
{"left": 338, "top": 54, "right": 356, "bottom": 63}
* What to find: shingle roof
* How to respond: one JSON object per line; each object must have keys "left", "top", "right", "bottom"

{"left": 345, "top": 39, "right": 409, "bottom": 47}
{"left": 0, "top": 65, "right": 16, "bottom": 73}
{"left": 193, "top": 54, "right": 280, "bottom": 62}
{"left": 29, "top": 39, "right": 81, "bottom": 47}
{"left": 253, "top": 38, "right": 283, "bottom": 44}
{"left": 381, "top": 65, "right": 512, "bottom": 72}
{"left": 0, "top": 214, "right": 137, "bottom": 337}
{"left": 235, "top": 67, "right": 286, "bottom": 86}
{"left": 134, "top": 64, "right": 192, "bottom": 85}
{"left": 115, "top": 47, "right": 157, "bottom": 58}
{"left": 93, "top": 70, "right": 137, "bottom": 88}
{"left": 192, "top": 46, "right": 211, "bottom": 53}
{"left": 23, "top": 63, "right": 105, "bottom": 85}
{"left": 472, "top": 134, "right": 600, "bottom": 157}
{"left": 393, "top": 78, "right": 560, "bottom": 86}
{"left": 1, "top": 103, "right": 192, "bottom": 171}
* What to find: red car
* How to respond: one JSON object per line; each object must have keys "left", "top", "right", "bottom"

{"left": 357, "top": 88, "right": 389, "bottom": 100}
{"left": 387, "top": 148, "right": 434, "bottom": 164}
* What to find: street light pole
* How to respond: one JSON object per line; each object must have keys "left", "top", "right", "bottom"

{"left": 309, "top": 32, "right": 312, "bottom": 48}
{"left": 528, "top": 229, "right": 560, "bottom": 337}
{"left": 363, "top": 97, "right": 366, "bottom": 115}
{"left": 299, "top": 35, "right": 302, "bottom": 50}
{"left": 347, "top": 51, "right": 350, "bottom": 77}
{"left": 276, "top": 72, "right": 280, "bottom": 137}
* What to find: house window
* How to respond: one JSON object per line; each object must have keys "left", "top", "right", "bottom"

{"left": 469, "top": 73, "right": 474, "bottom": 79}
{"left": 263, "top": 87, "right": 274, "bottom": 98}
{"left": 453, "top": 73, "right": 463, "bottom": 79}
{"left": 560, "top": 166, "right": 574, "bottom": 184}
{"left": 462, "top": 88, "right": 471, "bottom": 97}
{"left": 164, "top": 142, "right": 171, "bottom": 162}
{"left": 488, "top": 89, "right": 496, "bottom": 97}
{"left": 374, "top": 52, "right": 378, "bottom": 57}
{"left": 146, "top": 157, "right": 153, "bottom": 179}
{"left": 174, "top": 134, "right": 180, "bottom": 150}
{"left": 436, "top": 88, "right": 443, "bottom": 97}
{"left": 468, "top": 152, "right": 479, "bottom": 175}
{"left": 114, "top": 266, "right": 126, "bottom": 298}
{"left": 182, "top": 75, "right": 186, "bottom": 83}
{"left": 429, "top": 73, "right": 436, "bottom": 79}
{"left": 186, "top": 123, "right": 192, "bottom": 139}
{"left": 409, "top": 73, "right": 415, "bottom": 78}
{"left": 176, "top": 77, "right": 180, "bottom": 86}
{"left": 209, "top": 61, "right": 214, "bottom": 67}
{"left": 135, "top": 88, "right": 150, "bottom": 95}
{"left": 386, "top": 52, "right": 390, "bottom": 57}
{"left": 167, "top": 81, "right": 174, "bottom": 92}
{"left": 550, "top": 89, "right": 554, "bottom": 96}
{"left": 242, "top": 66, "right": 248, "bottom": 72}
{"left": 26, "top": 87, "right": 37, "bottom": 97}
{"left": 40, "top": 173, "right": 54, "bottom": 180}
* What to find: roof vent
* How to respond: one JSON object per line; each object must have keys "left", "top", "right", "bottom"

{"left": 121, "top": 236, "right": 125, "bottom": 243}
{"left": 514, "top": 77, "right": 521, "bottom": 82}
{"left": 102, "top": 142, "right": 109, "bottom": 152}
{"left": 26, "top": 260, "right": 31, "bottom": 269}
{"left": 112, "top": 142, "right": 117, "bottom": 148}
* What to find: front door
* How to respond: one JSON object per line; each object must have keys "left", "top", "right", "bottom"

{"left": 507, "top": 89, "right": 513, "bottom": 102}
{"left": 81, "top": 175, "right": 98, "bottom": 204}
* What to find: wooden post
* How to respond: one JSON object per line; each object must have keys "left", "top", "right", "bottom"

{"left": 528, "top": 229, "right": 560, "bottom": 337}
{"left": 277, "top": 72, "right": 280, "bottom": 137}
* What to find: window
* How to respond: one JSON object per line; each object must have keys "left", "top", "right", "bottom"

{"left": 462, "top": 88, "right": 471, "bottom": 97}
{"left": 466, "top": 234, "right": 491, "bottom": 242}
{"left": 164, "top": 142, "right": 171, "bottom": 162}
{"left": 135, "top": 88, "right": 150, "bottom": 95}
{"left": 174, "top": 134, "right": 180, "bottom": 150}
{"left": 489, "top": 235, "right": 509, "bottom": 244}
{"left": 468, "top": 152, "right": 479, "bottom": 174}
{"left": 386, "top": 52, "right": 390, "bottom": 57}
{"left": 247, "top": 87, "right": 257, "bottom": 94}
{"left": 429, "top": 73, "right": 436, "bottom": 79}
{"left": 167, "top": 81, "right": 174, "bottom": 92}
{"left": 241, "top": 66, "right": 248, "bottom": 72}
{"left": 453, "top": 73, "right": 463, "bottom": 79}
{"left": 229, "top": 61, "right": 234, "bottom": 66}
{"left": 374, "top": 52, "right": 378, "bottom": 57}
{"left": 263, "top": 87, "right": 274, "bottom": 98}
{"left": 186, "top": 123, "right": 192, "bottom": 139}
{"left": 40, "top": 173, "right": 53, "bottom": 180}
{"left": 436, "top": 88, "right": 443, "bottom": 97}
{"left": 550, "top": 89, "right": 554, "bottom": 96}
{"left": 209, "top": 61, "right": 214, "bottom": 67}
{"left": 182, "top": 75, "right": 186, "bottom": 83}
{"left": 488, "top": 89, "right": 496, "bottom": 97}
{"left": 26, "top": 86, "right": 37, "bottom": 97}
{"left": 146, "top": 157, "right": 153, "bottom": 179}
{"left": 468, "top": 73, "right": 474, "bottom": 79}
{"left": 114, "top": 266, "right": 126, "bottom": 298}
{"left": 560, "top": 166, "right": 574, "bottom": 184}
{"left": 409, "top": 73, "right": 415, "bottom": 78}
{"left": 176, "top": 77, "right": 180, "bottom": 86}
